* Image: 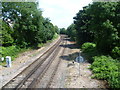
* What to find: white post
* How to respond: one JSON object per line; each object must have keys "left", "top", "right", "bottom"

{"left": 1, "top": 57, "right": 4, "bottom": 61}
{"left": 6, "top": 56, "right": 12, "bottom": 67}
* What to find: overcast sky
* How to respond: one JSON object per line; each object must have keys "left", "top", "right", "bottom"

{"left": 38, "top": 0, "right": 93, "bottom": 29}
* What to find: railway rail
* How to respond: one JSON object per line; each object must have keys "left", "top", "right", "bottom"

{"left": 2, "top": 35, "right": 67, "bottom": 89}
{"left": 30, "top": 37, "right": 66, "bottom": 88}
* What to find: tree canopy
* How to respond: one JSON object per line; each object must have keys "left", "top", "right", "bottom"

{"left": 2, "top": 2, "right": 59, "bottom": 48}
{"left": 72, "top": 2, "right": 120, "bottom": 55}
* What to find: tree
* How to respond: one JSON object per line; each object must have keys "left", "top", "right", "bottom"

{"left": 73, "top": 6, "right": 94, "bottom": 45}
{"left": 54, "top": 25, "right": 60, "bottom": 34}
{"left": 60, "top": 28, "right": 66, "bottom": 34}
{"left": 2, "top": 2, "right": 41, "bottom": 47}
{"left": 73, "top": 2, "right": 120, "bottom": 55}
{"left": 1, "top": 20, "right": 14, "bottom": 46}
{"left": 2, "top": 2, "right": 57, "bottom": 47}
{"left": 87, "top": 2, "right": 120, "bottom": 53}
{"left": 67, "top": 24, "right": 76, "bottom": 41}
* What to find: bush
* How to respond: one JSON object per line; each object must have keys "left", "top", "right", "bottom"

{"left": 81, "top": 42, "right": 96, "bottom": 52}
{"left": 90, "top": 56, "right": 119, "bottom": 88}
{"left": 111, "top": 47, "right": 120, "bottom": 60}
{"left": 0, "top": 46, "right": 20, "bottom": 61}
{"left": 81, "top": 42, "right": 98, "bottom": 62}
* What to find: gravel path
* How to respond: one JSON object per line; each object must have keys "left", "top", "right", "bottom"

{"left": 50, "top": 39, "right": 108, "bottom": 88}
{"left": 64, "top": 40, "right": 108, "bottom": 88}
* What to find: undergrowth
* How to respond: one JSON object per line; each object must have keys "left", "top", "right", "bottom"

{"left": 81, "top": 42, "right": 120, "bottom": 88}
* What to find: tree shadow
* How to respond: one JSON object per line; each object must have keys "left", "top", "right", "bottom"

{"left": 60, "top": 52, "right": 78, "bottom": 62}
{"left": 60, "top": 38, "right": 80, "bottom": 49}
{"left": 60, "top": 52, "right": 79, "bottom": 67}
{"left": 60, "top": 43, "right": 79, "bottom": 49}
{"left": 60, "top": 51, "right": 87, "bottom": 64}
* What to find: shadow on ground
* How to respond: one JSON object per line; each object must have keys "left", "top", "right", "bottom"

{"left": 60, "top": 38, "right": 79, "bottom": 49}
{"left": 60, "top": 38, "right": 86, "bottom": 63}
{"left": 60, "top": 52, "right": 79, "bottom": 61}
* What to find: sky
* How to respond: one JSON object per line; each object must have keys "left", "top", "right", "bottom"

{"left": 38, "top": 0, "right": 93, "bottom": 29}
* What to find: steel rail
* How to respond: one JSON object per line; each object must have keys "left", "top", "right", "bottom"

{"left": 2, "top": 35, "right": 64, "bottom": 89}
{"left": 46, "top": 38, "right": 67, "bottom": 88}
{"left": 27, "top": 38, "right": 66, "bottom": 88}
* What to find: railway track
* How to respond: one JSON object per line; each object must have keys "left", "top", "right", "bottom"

{"left": 46, "top": 38, "right": 67, "bottom": 88}
{"left": 29, "top": 38, "right": 67, "bottom": 88}
{"left": 2, "top": 35, "right": 67, "bottom": 89}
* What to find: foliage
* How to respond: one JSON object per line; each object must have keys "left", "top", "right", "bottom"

{"left": 1, "top": 21, "right": 14, "bottom": 46}
{"left": 81, "top": 42, "right": 98, "bottom": 62}
{"left": 87, "top": 3, "right": 120, "bottom": 54}
{"left": 111, "top": 47, "right": 120, "bottom": 59}
{"left": 73, "top": 6, "right": 94, "bottom": 45}
{"left": 81, "top": 42, "right": 96, "bottom": 53}
{"left": 67, "top": 2, "right": 120, "bottom": 88}
{"left": 2, "top": 2, "right": 59, "bottom": 48}
{"left": 1, "top": 2, "right": 60, "bottom": 65}
{"left": 60, "top": 28, "right": 66, "bottom": 34}
{"left": 73, "top": 2, "right": 120, "bottom": 55}
{"left": 67, "top": 24, "right": 76, "bottom": 41}
{"left": 54, "top": 25, "right": 60, "bottom": 34}
{"left": 90, "top": 56, "right": 119, "bottom": 88}
{"left": 0, "top": 46, "right": 20, "bottom": 60}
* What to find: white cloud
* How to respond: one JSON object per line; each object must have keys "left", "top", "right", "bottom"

{"left": 38, "top": 0, "right": 92, "bottom": 28}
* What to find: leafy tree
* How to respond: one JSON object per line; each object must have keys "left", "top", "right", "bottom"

{"left": 67, "top": 24, "right": 76, "bottom": 41}
{"left": 54, "top": 25, "right": 60, "bottom": 34}
{"left": 1, "top": 20, "right": 14, "bottom": 46}
{"left": 60, "top": 28, "right": 66, "bottom": 34}
{"left": 2, "top": 2, "right": 41, "bottom": 47}
{"left": 2, "top": 2, "right": 57, "bottom": 48}
{"left": 73, "top": 2, "right": 120, "bottom": 54}
{"left": 73, "top": 6, "right": 94, "bottom": 45}
{"left": 87, "top": 2, "right": 120, "bottom": 54}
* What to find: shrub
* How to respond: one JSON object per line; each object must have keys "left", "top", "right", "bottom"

{"left": 111, "top": 46, "right": 120, "bottom": 60}
{"left": 81, "top": 42, "right": 96, "bottom": 52}
{"left": 0, "top": 46, "right": 20, "bottom": 61}
{"left": 90, "top": 56, "right": 119, "bottom": 88}
{"left": 81, "top": 42, "right": 98, "bottom": 62}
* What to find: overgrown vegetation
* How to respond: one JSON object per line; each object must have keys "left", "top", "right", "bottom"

{"left": 67, "top": 2, "right": 120, "bottom": 88}
{"left": 1, "top": 2, "right": 59, "bottom": 63}
{"left": 81, "top": 42, "right": 98, "bottom": 63}
{"left": 90, "top": 56, "right": 119, "bottom": 88}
